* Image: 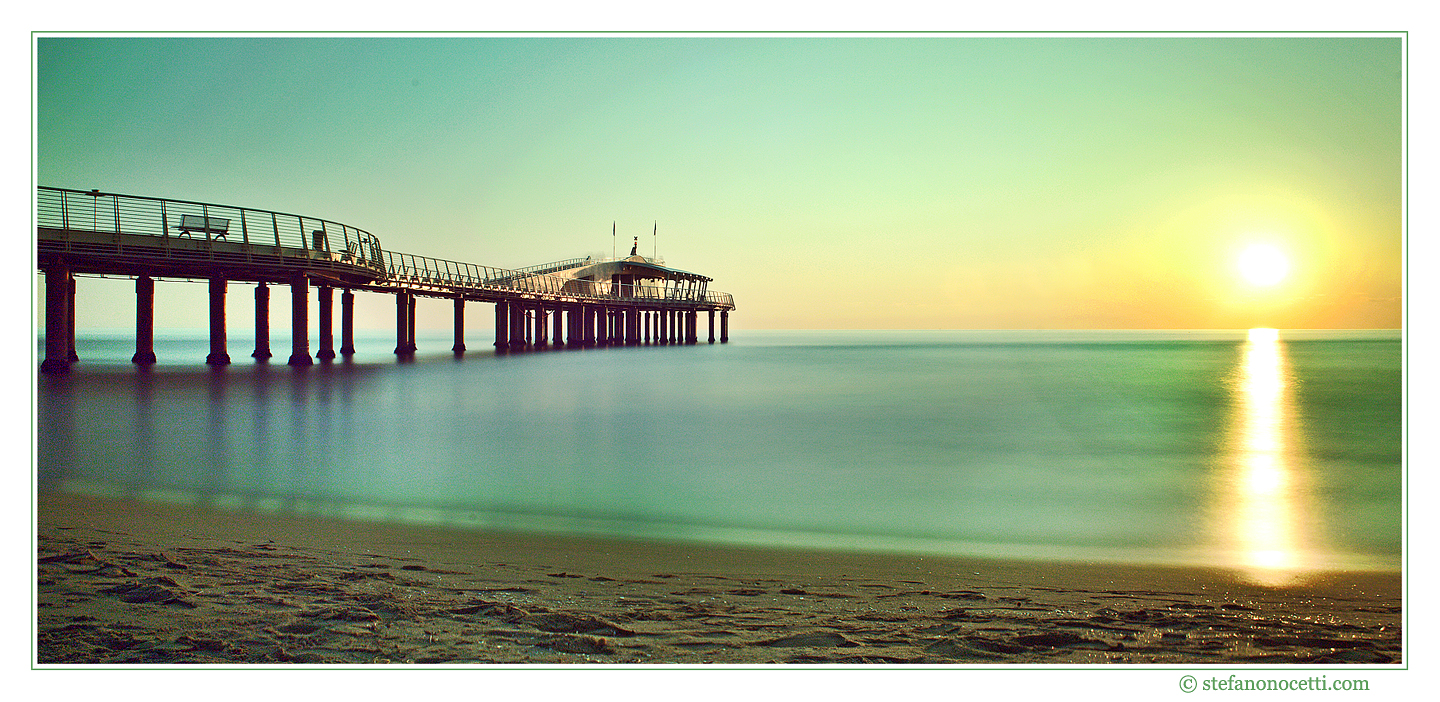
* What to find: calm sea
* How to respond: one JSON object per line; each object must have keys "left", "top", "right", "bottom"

{"left": 36, "top": 329, "right": 1402, "bottom": 584}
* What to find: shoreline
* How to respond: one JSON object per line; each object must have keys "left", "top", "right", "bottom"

{"left": 36, "top": 491, "right": 1401, "bottom": 666}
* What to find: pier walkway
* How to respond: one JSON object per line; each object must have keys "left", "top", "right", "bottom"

{"left": 36, "top": 187, "right": 735, "bottom": 373}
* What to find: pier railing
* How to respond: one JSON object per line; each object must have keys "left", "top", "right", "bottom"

{"left": 379, "top": 250, "right": 735, "bottom": 309}
{"left": 38, "top": 186, "right": 735, "bottom": 310}
{"left": 37, "top": 186, "right": 386, "bottom": 276}
{"left": 511, "top": 257, "right": 593, "bottom": 276}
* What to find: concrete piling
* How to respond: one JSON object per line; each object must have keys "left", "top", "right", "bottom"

{"left": 453, "top": 295, "right": 466, "bottom": 353}
{"left": 133, "top": 275, "right": 157, "bottom": 365}
{"left": 288, "top": 274, "right": 312, "bottom": 366}
{"left": 494, "top": 301, "right": 509, "bottom": 349}
{"left": 340, "top": 289, "right": 356, "bottom": 356}
{"left": 316, "top": 285, "right": 335, "bottom": 361}
{"left": 408, "top": 294, "right": 418, "bottom": 353}
{"left": 206, "top": 277, "right": 231, "bottom": 366}
{"left": 395, "top": 291, "right": 412, "bottom": 355}
{"left": 252, "top": 282, "right": 271, "bottom": 360}
{"left": 41, "top": 265, "right": 71, "bottom": 374}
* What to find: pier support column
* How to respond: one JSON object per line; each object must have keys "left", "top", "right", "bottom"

{"left": 452, "top": 295, "right": 466, "bottom": 353}
{"left": 721, "top": 310, "right": 729, "bottom": 343}
{"left": 409, "top": 295, "right": 418, "bottom": 352}
{"left": 553, "top": 304, "right": 565, "bottom": 348}
{"left": 41, "top": 265, "right": 72, "bottom": 374}
{"left": 494, "top": 301, "right": 509, "bottom": 349}
{"left": 206, "top": 277, "right": 231, "bottom": 366}
{"left": 708, "top": 310, "right": 716, "bottom": 344}
{"left": 316, "top": 285, "right": 335, "bottom": 361}
{"left": 509, "top": 304, "right": 526, "bottom": 349}
{"left": 394, "top": 291, "right": 412, "bottom": 355}
{"left": 133, "top": 275, "right": 157, "bottom": 364}
{"left": 67, "top": 277, "right": 78, "bottom": 362}
{"left": 340, "top": 289, "right": 356, "bottom": 355}
{"left": 535, "top": 306, "right": 548, "bottom": 348}
{"left": 288, "top": 274, "right": 312, "bottom": 366}
{"left": 252, "top": 282, "right": 272, "bottom": 360}
{"left": 688, "top": 311, "right": 698, "bottom": 345}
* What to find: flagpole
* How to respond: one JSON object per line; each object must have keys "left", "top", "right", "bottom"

{"left": 612, "top": 221, "right": 616, "bottom": 260}
{"left": 653, "top": 221, "right": 657, "bottom": 260}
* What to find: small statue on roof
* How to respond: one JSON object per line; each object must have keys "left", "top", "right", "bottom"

{"left": 629, "top": 236, "right": 638, "bottom": 257}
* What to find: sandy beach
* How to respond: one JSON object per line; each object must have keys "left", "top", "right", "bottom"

{"left": 35, "top": 491, "right": 1401, "bottom": 666}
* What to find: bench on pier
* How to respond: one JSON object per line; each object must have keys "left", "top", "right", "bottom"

{"left": 176, "top": 214, "right": 230, "bottom": 239}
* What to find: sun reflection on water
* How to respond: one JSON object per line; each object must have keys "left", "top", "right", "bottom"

{"left": 1215, "top": 328, "right": 1320, "bottom": 586}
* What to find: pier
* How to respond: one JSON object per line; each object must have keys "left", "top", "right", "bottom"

{"left": 36, "top": 187, "right": 735, "bottom": 372}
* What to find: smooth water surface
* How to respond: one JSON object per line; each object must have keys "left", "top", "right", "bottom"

{"left": 36, "top": 329, "right": 1402, "bottom": 584}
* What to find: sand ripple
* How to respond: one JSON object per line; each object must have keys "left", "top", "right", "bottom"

{"left": 36, "top": 520, "right": 1402, "bottom": 666}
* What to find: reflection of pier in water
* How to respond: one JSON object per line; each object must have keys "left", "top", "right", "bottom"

{"left": 32, "top": 362, "right": 619, "bottom": 526}
{"left": 1214, "top": 328, "right": 1324, "bottom": 586}
{"left": 36, "top": 186, "right": 736, "bottom": 373}
{"left": 36, "top": 365, "right": 430, "bottom": 519}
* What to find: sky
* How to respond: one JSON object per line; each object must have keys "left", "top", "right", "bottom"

{"left": 34, "top": 35, "right": 1403, "bottom": 331}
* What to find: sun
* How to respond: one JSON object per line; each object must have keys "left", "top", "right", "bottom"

{"left": 1237, "top": 243, "right": 1290, "bottom": 287}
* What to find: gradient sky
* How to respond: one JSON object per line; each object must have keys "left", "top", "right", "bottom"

{"left": 36, "top": 35, "right": 1403, "bottom": 330}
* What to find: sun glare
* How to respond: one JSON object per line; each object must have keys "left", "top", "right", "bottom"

{"left": 1247, "top": 327, "right": 1279, "bottom": 342}
{"left": 1238, "top": 243, "right": 1290, "bottom": 287}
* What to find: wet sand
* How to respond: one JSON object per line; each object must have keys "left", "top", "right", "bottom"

{"left": 36, "top": 491, "right": 1401, "bottom": 666}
